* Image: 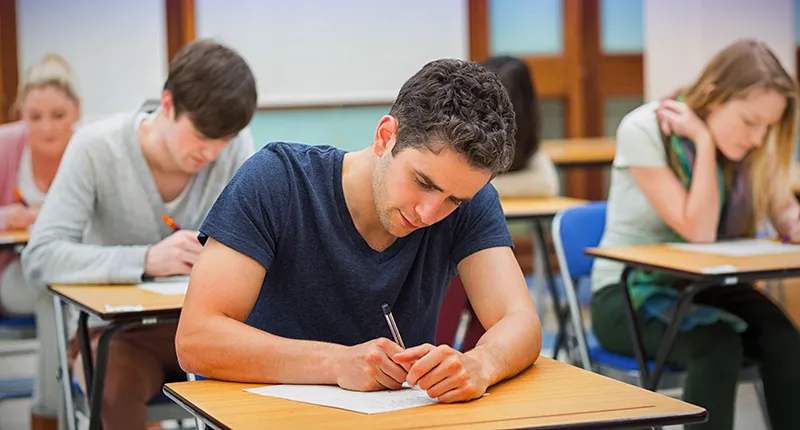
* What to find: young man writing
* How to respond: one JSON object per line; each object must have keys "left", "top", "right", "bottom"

{"left": 176, "top": 59, "right": 542, "bottom": 402}
{"left": 22, "top": 39, "right": 257, "bottom": 429}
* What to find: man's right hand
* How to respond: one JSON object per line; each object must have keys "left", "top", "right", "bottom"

{"left": 333, "top": 338, "right": 408, "bottom": 391}
{"left": 144, "top": 230, "right": 203, "bottom": 277}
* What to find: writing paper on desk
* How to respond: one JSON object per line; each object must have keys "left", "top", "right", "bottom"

{"left": 136, "top": 281, "right": 188, "bottom": 296}
{"left": 667, "top": 239, "right": 800, "bottom": 257}
{"left": 243, "top": 384, "right": 438, "bottom": 414}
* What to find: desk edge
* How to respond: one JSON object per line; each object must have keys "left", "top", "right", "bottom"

{"left": 47, "top": 286, "right": 183, "bottom": 322}
{"left": 164, "top": 385, "right": 229, "bottom": 430}
{"left": 585, "top": 248, "right": 800, "bottom": 283}
{"left": 162, "top": 383, "right": 708, "bottom": 430}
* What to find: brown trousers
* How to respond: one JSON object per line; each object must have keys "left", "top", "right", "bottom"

{"left": 71, "top": 322, "right": 182, "bottom": 430}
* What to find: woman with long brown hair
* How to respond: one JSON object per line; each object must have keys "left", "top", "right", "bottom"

{"left": 482, "top": 56, "right": 559, "bottom": 197}
{"left": 592, "top": 39, "right": 800, "bottom": 430}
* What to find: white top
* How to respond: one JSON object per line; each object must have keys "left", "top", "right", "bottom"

{"left": 0, "top": 146, "right": 47, "bottom": 315}
{"left": 590, "top": 101, "right": 676, "bottom": 291}
{"left": 490, "top": 150, "right": 560, "bottom": 198}
{"left": 16, "top": 146, "right": 47, "bottom": 207}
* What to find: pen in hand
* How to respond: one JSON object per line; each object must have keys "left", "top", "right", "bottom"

{"left": 14, "top": 188, "right": 29, "bottom": 208}
{"left": 161, "top": 213, "right": 181, "bottom": 232}
{"left": 382, "top": 303, "right": 405, "bottom": 349}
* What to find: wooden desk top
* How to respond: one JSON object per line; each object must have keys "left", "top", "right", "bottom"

{"left": 48, "top": 284, "right": 184, "bottom": 321}
{"left": 0, "top": 229, "right": 30, "bottom": 246}
{"left": 501, "top": 197, "right": 589, "bottom": 220}
{"left": 587, "top": 243, "right": 800, "bottom": 280}
{"left": 540, "top": 138, "right": 616, "bottom": 167}
{"left": 164, "top": 357, "right": 705, "bottom": 430}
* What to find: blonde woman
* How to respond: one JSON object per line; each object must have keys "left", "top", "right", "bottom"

{"left": 0, "top": 54, "right": 80, "bottom": 430}
{"left": 591, "top": 39, "right": 800, "bottom": 430}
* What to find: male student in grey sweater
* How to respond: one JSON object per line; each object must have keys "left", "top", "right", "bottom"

{"left": 21, "top": 39, "right": 257, "bottom": 430}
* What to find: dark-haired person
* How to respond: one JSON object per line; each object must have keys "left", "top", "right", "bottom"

{"left": 482, "top": 56, "right": 559, "bottom": 198}
{"left": 175, "top": 59, "right": 543, "bottom": 403}
{"left": 21, "top": 39, "right": 257, "bottom": 429}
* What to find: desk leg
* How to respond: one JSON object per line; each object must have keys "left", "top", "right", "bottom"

{"left": 533, "top": 220, "right": 567, "bottom": 359}
{"left": 648, "top": 283, "right": 709, "bottom": 390}
{"left": 618, "top": 266, "right": 650, "bottom": 385}
{"left": 619, "top": 268, "right": 714, "bottom": 390}
{"left": 77, "top": 312, "right": 94, "bottom": 394}
{"left": 87, "top": 321, "right": 131, "bottom": 430}
{"left": 53, "top": 296, "right": 77, "bottom": 430}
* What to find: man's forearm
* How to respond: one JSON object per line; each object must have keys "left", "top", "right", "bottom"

{"left": 465, "top": 310, "right": 542, "bottom": 386}
{"left": 176, "top": 314, "right": 347, "bottom": 384}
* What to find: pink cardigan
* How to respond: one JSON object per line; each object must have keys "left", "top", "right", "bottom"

{"left": 0, "top": 121, "right": 29, "bottom": 273}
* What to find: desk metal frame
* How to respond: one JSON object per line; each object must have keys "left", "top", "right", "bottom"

{"left": 51, "top": 290, "right": 180, "bottom": 430}
{"left": 590, "top": 254, "right": 800, "bottom": 390}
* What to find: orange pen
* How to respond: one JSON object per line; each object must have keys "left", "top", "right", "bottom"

{"left": 14, "top": 188, "right": 29, "bottom": 208}
{"left": 161, "top": 213, "right": 181, "bottom": 232}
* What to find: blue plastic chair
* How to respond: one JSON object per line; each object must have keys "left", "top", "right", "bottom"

{"left": 0, "top": 315, "right": 36, "bottom": 339}
{"left": 0, "top": 315, "right": 36, "bottom": 403}
{"left": 551, "top": 201, "right": 771, "bottom": 428}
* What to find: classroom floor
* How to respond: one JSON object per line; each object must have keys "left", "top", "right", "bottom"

{"left": 0, "top": 287, "right": 772, "bottom": 430}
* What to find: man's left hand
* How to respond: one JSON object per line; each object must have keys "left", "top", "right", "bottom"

{"left": 392, "top": 344, "right": 490, "bottom": 402}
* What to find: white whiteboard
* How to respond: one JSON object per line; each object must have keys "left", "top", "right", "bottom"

{"left": 195, "top": 0, "right": 469, "bottom": 107}
{"left": 644, "top": 0, "right": 796, "bottom": 102}
{"left": 16, "top": 0, "right": 166, "bottom": 120}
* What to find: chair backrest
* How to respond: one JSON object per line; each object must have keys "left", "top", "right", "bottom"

{"left": 551, "top": 201, "right": 607, "bottom": 370}
{"left": 435, "top": 276, "right": 484, "bottom": 351}
{"left": 552, "top": 201, "right": 607, "bottom": 279}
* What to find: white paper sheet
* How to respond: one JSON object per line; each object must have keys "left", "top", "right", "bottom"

{"left": 667, "top": 239, "right": 800, "bottom": 257}
{"left": 243, "top": 384, "right": 439, "bottom": 414}
{"left": 136, "top": 281, "right": 188, "bottom": 296}
{"left": 104, "top": 304, "right": 144, "bottom": 313}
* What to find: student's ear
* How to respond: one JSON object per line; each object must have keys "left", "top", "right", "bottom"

{"left": 161, "top": 90, "right": 175, "bottom": 120}
{"left": 373, "top": 115, "right": 398, "bottom": 158}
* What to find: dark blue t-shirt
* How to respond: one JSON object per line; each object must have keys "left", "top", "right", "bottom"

{"left": 199, "top": 142, "right": 513, "bottom": 347}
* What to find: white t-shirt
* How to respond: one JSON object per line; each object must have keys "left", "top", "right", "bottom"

{"left": 490, "top": 150, "right": 560, "bottom": 198}
{"left": 0, "top": 146, "right": 47, "bottom": 314}
{"left": 591, "top": 101, "right": 677, "bottom": 291}
{"left": 16, "top": 146, "right": 47, "bottom": 206}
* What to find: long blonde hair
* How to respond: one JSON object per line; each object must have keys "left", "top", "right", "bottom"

{"left": 680, "top": 39, "right": 799, "bottom": 226}
{"left": 12, "top": 53, "right": 80, "bottom": 118}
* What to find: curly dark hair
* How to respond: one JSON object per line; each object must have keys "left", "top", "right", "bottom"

{"left": 389, "top": 59, "right": 516, "bottom": 176}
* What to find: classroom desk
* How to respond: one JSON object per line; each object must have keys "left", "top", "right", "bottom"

{"left": 0, "top": 229, "right": 30, "bottom": 251}
{"left": 164, "top": 356, "right": 707, "bottom": 430}
{"left": 540, "top": 138, "right": 616, "bottom": 168}
{"left": 586, "top": 243, "right": 800, "bottom": 391}
{"left": 501, "top": 197, "right": 589, "bottom": 221}
{"left": 500, "top": 197, "right": 588, "bottom": 361}
{"left": 49, "top": 284, "right": 185, "bottom": 430}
